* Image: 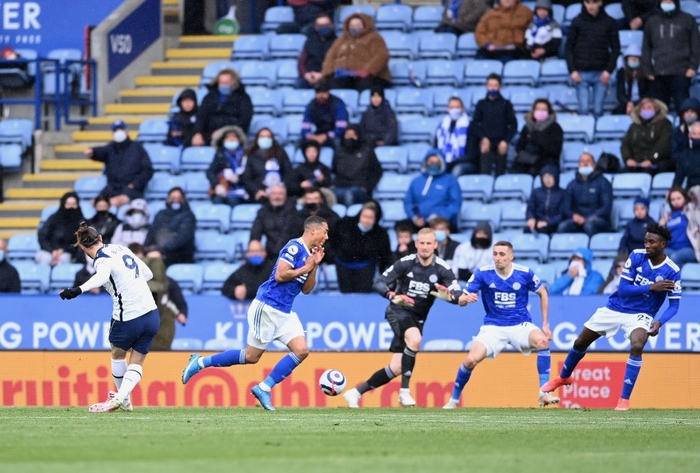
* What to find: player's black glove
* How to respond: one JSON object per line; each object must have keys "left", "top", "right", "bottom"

{"left": 60, "top": 287, "right": 82, "bottom": 300}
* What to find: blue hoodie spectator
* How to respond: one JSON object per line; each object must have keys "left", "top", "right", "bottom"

{"left": 549, "top": 247, "right": 604, "bottom": 296}
{"left": 525, "top": 164, "right": 565, "bottom": 235}
{"left": 404, "top": 149, "right": 462, "bottom": 228}
{"left": 618, "top": 197, "right": 656, "bottom": 254}
{"left": 671, "top": 97, "right": 700, "bottom": 160}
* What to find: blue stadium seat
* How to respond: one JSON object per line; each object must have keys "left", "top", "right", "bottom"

{"left": 249, "top": 115, "right": 289, "bottom": 144}
{"left": 375, "top": 173, "right": 417, "bottom": 200}
{"left": 375, "top": 4, "right": 413, "bottom": 32}
{"left": 49, "top": 263, "right": 83, "bottom": 292}
{"left": 598, "top": 140, "right": 622, "bottom": 159}
{"left": 530, "top": 263, "right": 558, "bottom": 288}
{"left": 195, "top": 231, "right": 237, "bottom": 262}
{"left": 413, "top": 6, "right": 443, "bottom": 31}
{"left": 681, "top": 263, "right": 700, "bottom": 293}
{"left": 7, "top": 233, "right": 40, "bottom": 262}
{"left": 612, "top": 173, "right": 652, "bottom": 198}
{"left": 388, "top": 59, "right": 426, "bottom": 87}
{"left": 456, "top": 33, "right": 479, "bottom": 59}
{"left": 275, "top": 59, "right": 299, "bottom": 87}
{"left": 561, "top": 142, "right": 603, "bottom": 171}
{"left": 260, "top": 6, "right": 294, "bottom": 33}
{"left": 431, "top": 86, "right": 462, "bottom": 112}
{"left": 563, "top": 4, "right": 582, "bottom": 27}
{"left": 605, "top": 3, "right": 625, "bottom": 20}
{"left": 317, "top": 264, "right": 339, "bottom": 291}
{"left": 232, "top": 35, "right": 269, "bottom": 60}
{"left": 136, "top": 118, "right": 169, "bottom": 143}
{"left": 338, "top": 5, "right": 376, "bottom": 25}
{"left": 183, "top": 173, "right": 211, "bottom": 200}
{"left": 459, "top": 202, "right": 501, "bottom": 231}
{"left": 492, "top": 174, "right": 534, "bottom": 202}
{"left": 424, "top": 60, "right": 463, "bottom": 87}
{"left": 292, "top": 146, "right": 333, "bottom": 167}
{"left": 39, "top": 205, "right": 58, "bottom": 228}
{"left": 0, "top": 118, "right": 33, "bottom": 150}
{"left": 499, "top": 201, "right": 528, "bottom": 229}
{"left": 650, "top": 172, "right": 674, "bottom": 199}
{"left": 612, "top": 198, "right": 636, "bottom": 229}
{"left": 239, "top": 61, "right": 276, "bottom": 87}
{"left": 539, "top": 59, "right": 569, "bottom": 85}
{"left": 358, "top": 88, "right": 397, "bottom": 113}
{"left": 558, "top": 114, "right": 596, "bottom": 142}
{"left": 681, "top": 0, "right": 700, "bottom": 21}
{"left": 589, "top": 232, "right": 624, "bottom": 258}
{"left": 143, "top": 143, "right": 181, "bottom": 174}
{"left": 375, "top": 146, "right": 409, "bottom": 173}
{"left": 171, "top": 338, "right": 204, "bottom": 350}
{"left": 0, "top": 144, "right": 23, "bottom": 171}
{"left": 202, "top": 262, "right": 240, "bottom": 293}
{"left": 230, "top": 203, "right": 262, "bottom": 230}
{"left": 247, "top": 86, "right": 283, "bottom": 116}
{"left": 418, "top": 33, "right": 457, "bottom": 60}
{"left": 406, "top": 142, "right": 431, "bottom": 171}
{"left": 548, "top": 85, "right": 578, "bottom": 112}
{"left": 394, "top": 87, "right": 434, "bottom": 115}
{"left": 509, "top": 233, "right": 550, "bottom": 263}
{"left": 190, "top": 202, "right": 231, "bottom": 233}
{"left": 0, "top": 48, "right": 37, "bottom": 88}
{"left": 268, "top": 34, "right": 306, "bottom": 59}
{"left": 380, "top": 31, "right": 418, "bottom": 60}
{"left": 595, "top": 114, "right": 632, "bottom": 141}
{"left": 229, "top": 230, "right": 251, "bottom": 260}
{"left": 346, "top": 203, "right": 363, "bottom": 217}
{"left": 74, "top": 176, "right": 107, "bottom": 200}
{"left": 200, "top": 61, "right": 239, "bottom": 85}
{"left": 14, "top": 261, "right": 51, "bottom": 294}
{"left": 378, "top": 200, "right": 407, "bottom": 227}
{"left": 552, "top": 4, "right": 566, "bottom": 24}
{"left": 331, "top": 88, "right": 359, "bottom": 117}
{"left": 458, "top": 175, "right": 494, "bottom": 202}
{"left": 165, "top": 263, "right": 204, "bottom": 294}
{"left": 502, "top": 60, "right": 540, "bottom": 86}
{"left": 285, "top": 115, "right": 303, "bottom": 143}
{"left": 145, "top": 173, "right": 186, "bottom": 200}
{"left": 548, "top": 233, "right": 590, "bottom": 260}
{"left": 506, "top": 86, "right": 548, "bottom": 113}
{"left": 42, "top": 48, "right": 82, "bottom": 96}
{"left": 618, "top": 30, "right": 643, "bottom": 51}
{"left": 283, "top": 88, "right": 315, "bottom": 115}
{"left": 399, "top": 116, "right": 441, "bottom": 143}
{"left": 464, "top": 60, "right": 503, "bottom": 86}
{"left": 180, "top": 146, "right": 216, "bottom": 173}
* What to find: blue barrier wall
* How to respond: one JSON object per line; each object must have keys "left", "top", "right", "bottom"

{"left": 1, "top": 294, "right": 699, "bottom": 351}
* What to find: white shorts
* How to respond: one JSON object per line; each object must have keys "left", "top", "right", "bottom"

{"left": 584, "top": 307, "right": 653, "bottom": 339}
{"left": 474, "top": 322, "right": 540, "bottom": 359}
{"left": 246, "top": 299, "right": 305, "bottom": 350}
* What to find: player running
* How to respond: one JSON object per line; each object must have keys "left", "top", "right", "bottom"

{"left": 181, "top": 216, "right": 328, "bottom": 411}
{"left": 542, "top": 224, "right": 681, "bottom": 411}
{"left": 343, "top": 228, "right": 462, "bottom": 408}
{"left": 59, "top": 222, "right": 160, "bottom": 413}
{"left": 444, "top": 240, "right": 557, "bottom": 409}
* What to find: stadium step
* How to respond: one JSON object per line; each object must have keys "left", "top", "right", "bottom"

{"left": 54, "top": 145, "right": 89, "bottom": 160}
{"left": 166, "top": 48, "right": 231, "bottom": 60}
{"left": 178, "top": 35, "right": 237, "bottom": 49}
{"left": 86, "top": 116, "right": 148, "bottom": 131}
{"left": 0, "top": 203, "right": 48, "bottom": 219}
{"left": 0, "top": 217, "right": 41, "bottom": 229}
{"left": 104, "top": 103, "right": 172, "bottom": 114}
{"left": 21, "top": 173, "right": 96, "bottom": 189}
{"left": 163, "top": 0, "right": 179, "bottom": 23}
{"left": 120, "top": 89, "right": 180, "bottom": 104}
{"left": 134, "top": 75, "right": 200, "bottom": 87}
{"left": 72, "top": 130, "right": 139, "bottom": 143}
{"left": 151, "top": 61, "right": 209, "bottom": 76}
{"left": 40, "top": 159, "right": 104, "bottom": 172}
{"left": 5, "top": 188, "right": 73, "bottom": 201}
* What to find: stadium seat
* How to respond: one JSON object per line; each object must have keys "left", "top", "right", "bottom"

{"left": 530, "top": 263, "right": 558, "bottom": 288}
{"left": 378, "top": 200, "right": 407, "bottom": 227}
{"left": 681, "top": 0, "right": 700, "bottom": 21}
{"left": 589, "top": 232, "right": 624, "bottom": 258}
{"left": 346, "top": 203, "right": 363, "bottom": 218}
{"left": 7, "top": 234, "right": 40, "bottom": 262}
{"left": 431, "top": 86, "right": 462, "bottom": 111}
{"left": 0, "top": 144, "right": 23, "bottom": 171}
{"left": 74, "top": 176, "right": 107, "bottom": 200}
{"left": 318, "top": 264, "right": 339, "bottom": 291}
{"left": 191, "top": 202, "right": 231, "bottom": 233}
{"left": 180, "top": 146, "right": 216, "bottom": 173}
{"left": 204, "top": 338, "right": 244, "bottom": 350}
{"left": 375, "top": 173, "right": 416, "bottom": 200}
{"left": 548, "top": 233, "right": 590, "bottom": 260}
{"left": 457, "top": 175, "right": 494, "bottom": 202}
{"left": 282, "top": 88, "right": 315, "bottom": 115}
{"left": 292, "top": 146, "right": 333, "bottom": 168}
{"left": 275, "top": 59, "right": 299, "bottom": 87}
{"left": 464, "top": 60, "right": 503, "bottom": 86}
{"left": 418, "top": 33, "right": 457, "bottom": 60}
{"left": 143, "top": 143, "right": 181, "bottom": 174}
{"left": 331, "top": 88, "right": 360, "bottom": 118}
{"left": 268, "top": 34, "right": 306, "bottom": 59}
{"left": 232, "top": 35, "right": 269, "bottom": 60}
{"left": 539, "top": 59, "right": 569, "bottom": 85}
{"left": 595, "top": 115, "right": 632, "bottom": 141}
{"left": 239, "top": 61, "right": 276, "bottom": 88}
{"left": 563, "top": 4, "right": 581, "bottom": 27}
{"left": 230, "top": 203, "right": 262, "bottom": 230}
{"left": 165, "top": 263, "right": 204, "bottom": 294}
{"left": 0, "top": 118, "right": 33, "bottom": 150}
{"left": 42, "top": 48, "right": 82, "bottom": 96}
{"left": 455, "top": 33, "right": 479, "bottom": 59}
{"left": 605, "top": 3, "right": 624, "bottom": 20}
{"left": 506, "top": 86, "right": 548, "bottom": 113}
{"left": 406, "top": 142, "right": 431, "bottom": 172}
{"left": 375, "top": 4, "right": 413, "bottom": 31}
{"left": 502, "top": 60, "right": 540, "bottom": 86}
{"left": 388, "top": 59, "right": 426, "bottom": 87}
{"left": 49, "top": 263, "right": 83, "bottom": 292}
{"left": 561, "top": 142, "right": 603, "bottom": 171}
{"left": 548, "top": 85, "right": 578, "bottom": 112}
{"left": 681, "top": 263, "right": 700, "bottom": 293}
{"left": 558, "top": 114, "right": 596, "bottom": 143}
{"left": 249, "top": 116, "right": 289, "bottom": 144}
{"left": 337, "top": 5, "right": 376, "bottom": 26}
{"left": 399, "top": 116, "right": 441, "bottom": 143}
{"left": 248, "top": 87, "right": 283, "bottom": 116}
{"left": 171, "top": 338, "right": 204, "bottom": 351}
{"left": 183, "top": 173, "right": 210, "bottom": 200}
{"left": 14, "top": 261, "right": 51, "bottom": 294}
{"left": 552, "top": 4, "right": 566, "bottom": 24}
{"left": 394, "top": 87, "right": 434, "bottom": 115}
{"left": 375, "top": 146, "right": 409, "bottom": 173}
{"left": 591, "top": 258, "right": 615, "bottom": 278}
{"left": 195, "top": 231, "right": 237, "bottom": 262}
{"left": 137, "top": 119, "right": 169, "bottom": 143}
{"left": 39, "top": 205, "right": 58, "bottom": 228}
{"left": 202, "top": 262, "right": 239, "bottom": 293}
{"left": 612, "top": 198, "right": 637, "bottom": 229}
{"left": 459, "top": 202, "right": 501, "bottom": 231}
{"left": 650, "top": 172, "right": 674, "bottom": 199}
{"left": 260, "top": 6, "right": 294, "bottom": 33}
{"left": 423, "top": 339, "right": 464, "bottom": 351}
{"left": 492, "top": 174, "right": 534, "bottom": 202}
{"left": 612, "top": 173, "right": 652, "bottom": 198}
{"left": 499, "top": 201, "right": 528, "bottom": 229}
{"left": 424, "top": 60, "right": 463, "bottom": 87}
{"left": 510, "top": 233, "right": 550, "bottom": 263}
{"left": 618, "top": 30, "right": 643, "bottom": 51}
{"left": 200, "top": 61, "right": 240, "bottom": 85}
{"left": 412, "top": 6, "right": 443, "bottom": 31}
{"left": 380, "top": 31, "right": 418, "bottom": 60}
{"left": 0, "top": 48, "right": 37, "bottom": 88}
{"left": 331, "top": 204, "right": 346, "bottom": 218}
{"left": 145, "top": 173, "right": 186, "bottom": 200}
{"left": 358, "top": 88, "right": 397, "bottom": 113}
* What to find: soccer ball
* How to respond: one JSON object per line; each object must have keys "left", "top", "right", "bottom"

{"left": 318, "top": 369, "right": 347, "bottom": 396}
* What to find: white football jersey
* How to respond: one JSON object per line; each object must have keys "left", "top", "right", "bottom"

{"left": 78, "top": 244, "right": 157, "bottom": 322}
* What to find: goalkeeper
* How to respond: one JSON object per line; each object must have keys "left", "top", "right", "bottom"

{"left": 343, "top": 228, "right": 462, "bottom": 408}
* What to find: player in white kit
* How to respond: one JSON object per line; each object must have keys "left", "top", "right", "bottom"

{"left": 59, "top": 222, "right": 159, "bottom": 412}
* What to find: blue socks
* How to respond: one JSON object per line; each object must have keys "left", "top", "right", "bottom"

{"left": 203, "top": 349, "right": 246, "bottom": 368}
{"left": 537, "top": 349, "right": 551, "bottom": 388}
{"left": 261, "top": 353, "right": 302, "bottom": 391}
{"left": 621, "top": 356, "right": 642, "bottom": 400}
{"left": 561, "top": 347, "right": 587, "bottom": 379}
{"left": 450, "top": 364, "right": 473, "bottom": 401}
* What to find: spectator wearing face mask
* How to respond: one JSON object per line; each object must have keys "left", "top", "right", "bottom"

{"left": 618, "top": 197, "right": 656, "bottom": 254}
{"left": 404, "top": 149, "right": 462, "bottom": 230}
{"left": 84, "top": 120, "right": 154, "bottom": 209}
{"left": 549, "top": 248, "right": 604, "bottom": 296}
{"left": 111, "top": 198, "right": 151, "bottom": 247}
{"left": 85, "top": 194, "right": 121, "bottom": 244}
{"left": 36, "top": 192, "right": 85, "bottom": 266}
{"left": 614, "top": 44, "right": 650, "bottom": 115}
{"left": 0, "top": 238, "right": 20, "bottom": 293}
{"left": 285, "top": 141, "right": 333, "bottom": 202}
{"left": 673, "top": 121, "right": 700, "bottom": 190}
{"left": 296, "top": 13, "right": 337, "bottom": 89}
{"left": 429, "top": 216, "right": 459, "bottom": 266}
{"left": 435, "top": 96, "right": 475, "bottom": 177}
{"left": 167, "top": 88, "right": 198, "bottom": 148}
{"left": 144, "top": 187, "right": 196, "bottom": 266}
{"left": 330, "top": 125, "right": 383, "bottom": 207}
{"left": 206, "top": 125, "right": 249, "bottom": 207}
{"left": 222, "top": 240, "right": 276, "bottom": 301}
{"left": 452, "top": 221, "right": 493, "bottom": 282}
{"left": 241, "top": 127, "right": 293, "bottom": 203}
{"left": 671, "top": 97, "right": 700, "bottom": 160}
{"left": 621, "top": 97, "right": 673, "bottom": 174}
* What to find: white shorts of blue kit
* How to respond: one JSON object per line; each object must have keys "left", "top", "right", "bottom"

{"left": 584, "top": 307, "right": 653, "bottom": 339}
{"left": 246, "top": 298, "right": 305, "bottom": 350}
{"left": 475, "top": 322, "right": 540, "bottom": 358}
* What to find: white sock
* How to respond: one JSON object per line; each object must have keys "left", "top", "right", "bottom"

{"left": 111, "top": 358, "right": 130, "bottom": 405}
{"left": 116, "top": 364, "right": 143, "bottom": 404}
{"left": 258, "top": 382, "right": 271, "bottom": 392}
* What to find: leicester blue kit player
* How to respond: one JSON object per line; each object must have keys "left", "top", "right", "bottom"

{"left": 542, "top": 224, "right": 681, "bottom": 411}
{"left": 444, "top": 240, "right": 556, "bottom": 409}
{"left": 181, "top": 216, "right": 328, "bottom": 410}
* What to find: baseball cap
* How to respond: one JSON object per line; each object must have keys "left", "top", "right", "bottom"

{"left": 111, "top": 120, "right": 127, "bottom": 131}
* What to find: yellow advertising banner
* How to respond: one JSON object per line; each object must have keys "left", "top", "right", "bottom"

{"left": 1, "top": 351, "right": 699, "bottom": 409}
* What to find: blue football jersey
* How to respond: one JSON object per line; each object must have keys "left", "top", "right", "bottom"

{"left": 256, "top": 238, "right": 312, "bottom": 313}
{"left": 606, "top": 249, "right": 681, "bottom": 317}
{"left": 466, "top": 263, "right": 542, "bottom": 326}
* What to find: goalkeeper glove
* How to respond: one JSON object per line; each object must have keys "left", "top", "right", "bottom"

{"left": 430, "top": 283, "right": 454, "bottom": 302}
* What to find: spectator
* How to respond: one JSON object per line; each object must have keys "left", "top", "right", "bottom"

{"left": 206, "top": 125, "right": 249, "bottom": 207}
{"left": 284, "top": 0, "right": 339, "bottom": 34}
{"left": 331, "top": 125, "right": 383, "bottom": 207}
{"left": 191, "top": 68, "right": 253, "bottom": 145}
{"left": 452, "top": 221, "right": 493, "bottom": 282}
{"left": 619, "top": 197, "right": 656, "bottom": 254}
{"left": 222, "top": 240, "right": 275, "bottom": 301}
{"left": 167, "top": 88, "right": 198, "bottom": 148}
{"left": 111, "top": 198, "right": 150, "bottom": 247}
{"left": 330, "top": 200, "right": 391, "bottom": 293}
{"left": 436, "top": 0, "right": 490, "bottom": 35}
{"left": 525, "top": 165, "right": 566, "bottom": 235}
{"left": 250, "top": 183, "right": 300, "bottom": 259}
{"left": 321, "top": 13, "right": 391, "bottom": 91}
{"left": 471, "top": 73, "right": 518, "bottom": 176}
{"left": 598, "top": 255, "right": 628, "bottom": 294}
{"left": 85, "top": 195, "right": 120, "bottom": 245}
{"left": 84, "top": 120, "right": 154, "bottom": 208}
{"left": 73, "top": 254, "right": 105, "bottom": 295}
{"left": 404, "top": 149, "right": 462, "bottom": 229}
{"left": 0, "top": 238, "right": 20, "bottom": 293}
{"left": 621, "top": 97, "right": 673, "bottom": 174}
{"left": 241, "top": 127, "right": 292, "bottom": 203}
{"left": 430, "top": 216, "right": 460, "bottom": 266}
{"left": 285, "top": 140, "right": 333, "bottom": 202}
{"left": 549, "top": 248, "right": 605, "bottom": 296}
{"left": 390, "top": 221, "right": 416, "bottom": 264}
{"left": 144, "top": 187, "right": 196, "bottom": 266}
{"left": 0, "top": 46, "right": 26, "bottom": 72}
{"left": 296, "top": 13, "right": 337, "bottom": 89}
{"left": 358, "top": 86, "right": 398, "bottom": 147}
{"left": 525, "top": 0, "right": 563, "bottom": 60}
{"left": 659, "top": 186, "right": 700, "bottom": 268}
{"left": 296, "top": 187, "right": 340, "bottom": 263}
{"left": 474, "top": 0, "right": 533, "bottom": 62}
{"left": 558, "top": 152, "right": 613, "bottom": 236}
{"left": 673, "top": 121, "right": 700, "bottom": 190}
{"left": 301, "top": 81, "right": 349, "bottom": 148}
{"left": 642, "top": 0, "right": 700, "bottom": 115}
{"left": 512, "top": 98, "right": 564, "bottom": 176}
{"left": 36, "top": 192, "right": 85, "bottom": 266}
{"left": 435, "top": 96, "right": 475, "bottom": 176}
{"left": 566, "top": 0, "right": 620, "bottom": 118}
{"left": 622, "top": 0, "right": 658, "bottom": 30}
{"left": 671, "top": 97, "right": 700, "bottom": 160}
{"left": 614, "top": 43, "right": 650, "bottom": 115}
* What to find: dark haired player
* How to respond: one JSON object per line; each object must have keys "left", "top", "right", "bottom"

{"left": 542, "top": 224, "right": 681, "bottom": 411}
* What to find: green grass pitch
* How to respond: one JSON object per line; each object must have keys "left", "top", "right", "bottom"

{"left": 2, "top": 408, "right": 699, "bottom": 473}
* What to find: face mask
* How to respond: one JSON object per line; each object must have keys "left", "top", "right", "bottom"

{"left": 169, "top": 202, "right": 182, "bottom": 211}
{"left": 0, "top": 249, "right": 4, "bottom": 262}
{"left": 660, "top": 3, "right": 675, "bottom": 12}
{"left": 343, "top": 138, "right": 359, "bottom": 150}
{"left": 113, "top": 129, "right": 127, "bottom": 143}
{"left": 627, "top": 59, "right": 640, "bottom": 69}
{"left": 95, "top": 210, "right": 109, "bottom": 218}
{"left": 247, "top": 255, "right": 265, "bottom": 266}
{"left": 474, "top": 237, "right": 490, "bottom": 248}
{"left": 224, "top": 141, "right": 239, "bottom": 151}
{"left": 218, "top": 85, "right": 232, "bottom": 95}
{"left": 427, "top": 164, "right": 441, "bottom": 176}
{"left": 358, "top": 222, "right": 373, "bottom": 233}
{"left": 304, "top": 203, "right": 321, "bottom": 212}
{"left": 448, "top": 108, "right": 462, "bottom": 120}
{"left": 533, "top": 110, "right": 549, "bottom": 121}
{"left": 258, "top": 137, "right": 273, "bottom": 150}
{"left": 349, "top": 27, "right": 362, "bottom": 37}
{"left": 639, "top": 109, "right": 656, "bottom": 121}
{"left": 126, "top": 214, "right": 147, "bottom": 228}
{"left": 487, "top": 90, "right": 499, "bottom": 97}
{"left": 578, "top": 166, "right": 594, "bottom": 176}
{"left": 317, "top": 26, "right": 333, "bottom": 37}
{"left": 684, "top": 115, "right": 698, "bottom": 125}
{"left": 434, "top": 230, "right": 447, "bottom": 243}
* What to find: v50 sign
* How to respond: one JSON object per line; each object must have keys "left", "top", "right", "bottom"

{"left": 107, "top": 0, "right": 160, "bottom": 80}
